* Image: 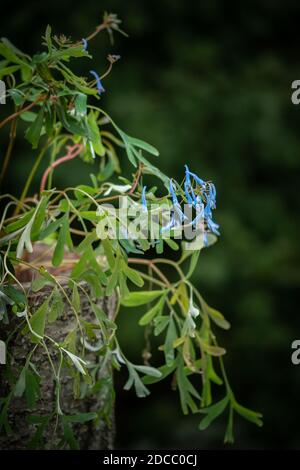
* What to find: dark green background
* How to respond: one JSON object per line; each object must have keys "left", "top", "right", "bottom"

{"left": 1, "top": 0, "right": 300, "bottom": 449}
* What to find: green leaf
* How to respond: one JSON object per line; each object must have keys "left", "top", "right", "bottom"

{"left": 164, "top": 315, "right": 177, "bottom": 366}
{"left": 38, "top": 216, "right": 64, "bottom": 240}
{"left": 87, "top": 110, "right": 105, "bottom": 156}
{"left": 14, "top": 367, "right": 26, "bottom": 397}
{"left": 62, "top": 419, "right": 79, "bottom": 450}
{"left": 52, "top": 214, "right": 72, "bottom": 267}
{"left": 233, "top": 402, "right": 263, "bottom": 427}
{"left": 25, "top": 370, "right": 40, "bottom": 409}
{"left": 31, "top": 275, "right": 51, "bottom": 292}
{"left": 0, "top": 397, "right": 12, "bottom": 435}
{"left": 20, "top": 111, "right": 37, "bottom": 122}
{"left": 128, "top": 136, "right": 159, "bottom": 156}
{"left": 51, "top": 45, "right": 87, "bottom": 61}
{"left": 121, "top": 290, "right": 163, "bottom": 307}
{"left": 5, "top": 209, "right": 34, "bottom": 233}
{"left": 56, "top": 103, "right": 87, "bottom": 137}
{"left": 106, "top": 257, "right": 120, "bottom": 296}
{"left": 71, "top": 284, "right": 80, "bottom": 313}
{"left": 75, "top": 93, "right": 87, "bottom": 117}
{"left": 101, "top": 238, "right": 115, "bottom": 269}
{"left": 205, "top": 305, "right": 230, "bottom": 330}
{"left": 16, "top": 206, "right": 40, "bottom": 258}
{"left": 143, "top": 361, "right": 177, "bottom": 385}
{"left": 119, "top": 272, "right": 129, "bottom": 298}
{"left": 121, "top": 262, "right": 144, "bottom": 287}
{"left": 62, "top": 348, "right": 86, "bottom": 375}
{"left": 176, "top": 358, "right": 200, "bottom": 415}
{"left": 0, "top": 42, "right": 30, "bottom": 67}
{"left": 1, "top": 285, "right": 26, "bottom": 305}
{"left": 164, "top": 238, "right": 179, "bottom": 251}
{"left": 124, "top": 363, "right": 150, "bottom": 398}
{"left": 0, "top": 65, "right": 20, "bottom": 79}
{"left": 199, "top": 396, "right": 229, "bottom": 430}
{"left": 133, "top": 365, "right": 162, "bottom": 378}
{"left": 139, "top": 295, "right": 165, "bottom": 326}
{"left": 31, "top": 195, "right": 49, "bottom": 238}
{"left": 27, "top": 415, "right": 50, "bottom": 449}
{"left": 44, "top": 106, "right": 55, "bottom": 136}
{"left": 186, "top": 251, "right": 200, "bottom": 279}
{"left": 200, "top": 339, "right": 226, "bottom": 356}
{"left": 91, "top": 303, "right": 106, "bottom": 321}
{"left": 45, "top": 25, "right": 52, "bottom": 52}
{"left": 153, "top": 315, "right": 169, "bottom": 336}
{"left": 9, "top": 88, "right": 26, "bottom": 106}
{"left": 48, "top": 288, "right": 64, "bottom": 323}
{"left": 64, "top": 412, "right": 97, "bottom": 423}
{"left": 29, "top": 298, "right": 48, "bottom": 343}
{"left": 25, "top": 107, "right": 44, "bottom": 149}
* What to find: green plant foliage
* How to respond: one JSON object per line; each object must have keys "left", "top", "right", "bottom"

{"left": 0, "top": 12, "right": 262, "bottom": 449}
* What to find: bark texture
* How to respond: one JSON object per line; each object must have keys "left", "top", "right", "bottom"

{"left": 0, "top": 284, "right": 116, "bottom": 450}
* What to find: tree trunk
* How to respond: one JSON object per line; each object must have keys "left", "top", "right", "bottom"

{"left": 0, "top": 284, "right": 116, "bottom": 450}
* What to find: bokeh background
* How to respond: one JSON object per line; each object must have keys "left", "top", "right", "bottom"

{"left": 1, "top": 0, "right": 300, "bottom": 449}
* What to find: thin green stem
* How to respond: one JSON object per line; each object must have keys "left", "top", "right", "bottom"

{"left": 0, "top": 115, "right": 18, "bottom": 187}
{"left": 15, "top": 143, "right": 49, "bottom": 215}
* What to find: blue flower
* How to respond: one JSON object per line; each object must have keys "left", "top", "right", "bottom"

{"left": 207, "top": 182, "right": 217, "bottom": 209}
{"left": 191, "top": 202, "right": 204, "bottom": 227}
{"left": 184, "top": 165, "right": 220, "bottom": 239}
{"left": 141, "top": 186, "right": 148, "bottom": 212}
{"left": 161, "top": 213, "right": 175, "bottom": 234}
{"left": 89, "top": 70, "right": 105, "bottom": 95}
{"left": 188, "top": 170, "right": 205, "bottom": 188}
{"left": 169, "top": 179, "right": 187, "bottom": 222}
{"left": 206, "top": 217, "right": 220, "bottom": 236}
{"left": 184, "top": 165, "right": 196, "bottom": 204}
{"left": 82, "top": 38, "right": 88, "bottom": 51}
{"left": 169, "top": 178, "right": 178, "bottom": 205}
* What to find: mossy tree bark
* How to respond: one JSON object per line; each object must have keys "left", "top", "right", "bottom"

{"left": 0, "top": 285, "right": 116, "bottom": 450}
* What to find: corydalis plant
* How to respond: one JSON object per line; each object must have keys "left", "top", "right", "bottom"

{"left": 0, "top": 13, "right": 262, "bottom": 448}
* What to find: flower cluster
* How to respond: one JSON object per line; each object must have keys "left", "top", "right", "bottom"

{"left": 141, "top": 165, "right": 220, "bottom": 246}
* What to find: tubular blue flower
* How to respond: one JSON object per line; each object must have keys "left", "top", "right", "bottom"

{"left": 191, "top": 202, "right": 204, "bottom": 227}
{"left": 169, "top": 179, "right": 179, "bottom": 205}
{"left": 141, "top": 186, "right": 148, "bottom": 212}
{"left": 184, "top": 165, "right": 196, "bottom": 204}
{"left": 89, "top": 70, "right": 105, "bottom": 95}
{"left": 82, "top": 38, "right": 88, "bottom": 51}
{"left": 204, "top": 199, "right": 212, "bottom": 220}
{"left": 206, "top": 217, "right": 220, "bottom": 236}
{"left": 207, "top": 182, "right": 216, "bottom": 209}
{"left": 169, "top": 179, "right": 187, "bottom": 222}
{"left": 183, "top": 166, "right": 220, "bottom": 242}
{"left": 161, "top": 213, "right": 175, "bottom": 234}
{"left": 189, "top": 170, "right": 205, "bottom": 188}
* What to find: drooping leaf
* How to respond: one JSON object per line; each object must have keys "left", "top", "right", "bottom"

{"left": 87, "top": 110, "right": 105, "bottom": 156}
{"left": 121, "top": 290, "right": 163, "bottom": 307}
{"left": 164, "top": 315, "right": 177, "bottom": 366}
{"left": 29, "top": 298, "right": 48, "bottom": 343}
{"left": 121, "top": 261, "right": 144, "bottom": 288}
{"left": 25, "top": 370, "right": 40, "bottom": 408}
{"left": 233, "top": 402, "right": 263, "bottom": 427}
{"left": 64, "top": 412, "right": 97, "bottom": 423}
{"left": 139, "top": 295, "right": 165, "bottom": 326}
{"left": 62, "top": 348, "right": 86, "bottom": 375}
{"left": 25, "top": 107, "right": 44, "bottom": 149}
{"left": 48, "top": 288, "right": 64, "bottom": 323}
{"left": 199, "top": 396, "right": 229, "bottom": 431}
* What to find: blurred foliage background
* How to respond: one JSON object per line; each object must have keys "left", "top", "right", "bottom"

{"left": 1, "top": 0, "right": 300, "bottom": 449}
